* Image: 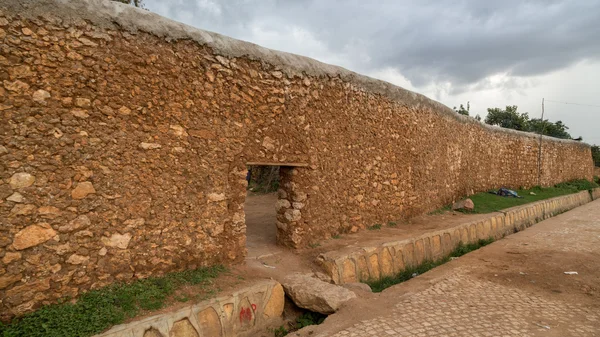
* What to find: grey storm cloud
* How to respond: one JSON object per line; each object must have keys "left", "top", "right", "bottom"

{"left": 145, "top": 0, "right": 600, "bottom": 93}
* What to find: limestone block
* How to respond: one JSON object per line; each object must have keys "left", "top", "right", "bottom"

{"left": 380, "top": 248, "right": 394, "bottom": 277}
{"left": 342, "top": 259, "right": 357, "bottom": 283}
{"left": 144, "top": 328, "right": 163, "bottom": 337}
{"left": 356, "top": 256, "right": 370, "bottom": 281}
{"left": 392, "top": 247, "right": 405, "bottom": 274}
{"left": 403, "top": 243, "right": 415, "bottom": 267}
{"left": 262, "top": 283, "right": 285, "bottom": 318}
{"left": 368, "top": 253, "right": 380, "bottom": 280}
{"left": 169, "top": 318, "right": 199, "bottom": 337}
{"left": 414, "top": 240, "right": 424, "bottom": 264}
{"left": 197, "top": 307, "right": 222, "bottom": 337}
{"left": 431, "top": 235, "right": 442, "bottom": 259}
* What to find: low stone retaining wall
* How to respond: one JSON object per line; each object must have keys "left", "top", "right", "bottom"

{"left": 95, "top": 280, "right": 284, "bottom": 337}
{"left": 317, "top": 191, "right": 593, "bottom": 284}
{"left": 592, "top": 188, "right": 600, "bottom": 201}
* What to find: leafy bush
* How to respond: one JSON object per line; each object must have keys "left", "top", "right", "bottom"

{"left": 554, "top": 179, "right": 598, "bottom": 191}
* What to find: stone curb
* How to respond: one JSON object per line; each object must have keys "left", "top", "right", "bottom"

{"left": 95, "top": 279, "right": 284, "bottom": 337}
{"left": 317, "top": 190, "right": 596, "bottom": 284}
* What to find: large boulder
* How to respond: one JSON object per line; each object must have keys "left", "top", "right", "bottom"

{"left": 452, "top": 198, "right": 474, "bottom": 211}
{"left": 282, "top": 274, "right": 356, "bottom": 314}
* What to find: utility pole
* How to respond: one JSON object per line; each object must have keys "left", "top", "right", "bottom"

{"left": 537, "top": 98, "right": 545, "bottom": 186}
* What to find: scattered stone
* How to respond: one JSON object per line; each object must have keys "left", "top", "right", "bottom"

{"left": 276, "top": 199, "right": 291, "bottom": 210}
{"left": 9, "top": 172, "right": 35, "bottom": 189}
{"left": 32, "top": 89, "right": 51, "bottom": 104}
{"left": 139, "top": 142, "right": 161, "bottom": 150}
{"left": 282, "top": 273, "right": 356, "bottom": 314}
{"left": 71, "top": 109, "right": 89, "bottom": 118}
{"left": 284, "top": 209, "right": 301, "bottom": 222}
{"left": 101, "top": 233, "right": 132, "bottom": 249}
{"left": 10, "top": 204, "right": 36, "bottom": 216}
{"left": 59, "top": 215, "right": 91, "bottom": 233}
{"left": 3, "top": 80, "right": 29, "bottom": 93}
{"left": 38, "top": 206, "right": 61, "bottom": 218}
{"left": 118, "top": 106, "right": 131, "bottom": 115}
{"left": 21, "top": 27, "right": 33, "bottom": 36}
{"left": 78, "top": 37, "right": 98, "bottom": 47}
{"left": 262, "top": 136, "right": 276, "bottom": 151}
{"left": 66, "top": 254, "right": 89, "bottom": 265}
{"left": 2, "top": 252, "right": 22, "bottom": 264}
{"left": 71, "top": 181, "right": 96, "bottom": 199}
{"left": 0, "top": 145, "right": 7, "bottom": 155}
{"left": 98, "top": 247, "right": 107, "bottom": 256}
{"left": 452, "top": 198, "right": 474, "bottom": 211}
{"left": 50, "top": 264, "right": 62, "bottom": 273}
{"left": 7, "top": 192, "right": 24, "bottom": 203}
{"left": 169, "top": 124, "right": 187, "bottom": 137}
{"left": 75, "top": 97, "right": 91, "bottom": 108}
{"left": 13, "top": 223, "right": 57, "bottom": 250}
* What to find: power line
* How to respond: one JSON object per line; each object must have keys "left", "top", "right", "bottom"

{"left": 545, "top": 99, "right": 600, "bottom": 108}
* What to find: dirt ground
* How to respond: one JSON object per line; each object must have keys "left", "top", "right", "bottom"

{"left": 241, "top": 192, "right": 495, "bottom": 282}
{"left": 294, "top": 199, "right": 600, "bottom": 337}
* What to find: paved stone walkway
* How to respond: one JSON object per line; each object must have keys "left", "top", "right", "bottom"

{"left": 330, "top": 270, "right": 598, "bottom": 337}
{"left": 302, "top": 199, "right": 600, "bottom": 337}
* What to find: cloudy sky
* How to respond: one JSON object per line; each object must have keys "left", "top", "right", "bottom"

{"left": 145, "top": 0, "right": 600, "bottom": 144}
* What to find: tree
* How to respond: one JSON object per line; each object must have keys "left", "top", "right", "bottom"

{"left": 112, "top": 0, "right": 144, "bottom": 7}
{"left": 592, "top": 145, "right": 600, "bottom": 167}
{"left": 453, "top": 102, "right": 470, "bottom": 116}
{"left": 527, "top": 118, "right": 572, "bottom": 139}
{"left": 484, "top": 105, "right": 529, "bottom": 131}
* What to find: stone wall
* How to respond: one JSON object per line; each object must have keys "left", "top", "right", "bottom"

{"left": 317, "top": 191, "right": 594, "bottom": 284}
{"left": 0, "top": 0, "right": 594, "bottom": 317}
{"left": 95, "top": 279, "right": 284, "bottom": 337}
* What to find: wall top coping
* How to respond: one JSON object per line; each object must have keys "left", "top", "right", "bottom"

{"left": 3, "top": 0, "right": 590, "bottom": 147}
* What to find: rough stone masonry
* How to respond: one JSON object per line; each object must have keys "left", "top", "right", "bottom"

{"left": 0, "top": 0, "right": 594, "bottom": 319}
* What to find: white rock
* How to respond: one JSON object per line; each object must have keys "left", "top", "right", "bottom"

{"left": 282, "top": 273, "right": 356, "bottom": 314}
{"left": 32, "top": 89, "right": 51, "bottom": 104}
{"left": 101, "top": 233, "right": 132, "bottom": 249}
{"left": 139, "top": 142, "right": 161, "bottom": 150}
{"left": 276, "top": 199, "right": 291, "bottom": 210}
{"left": 7, "top": 192, "right": 24, "bottom": 203}
{"left": 9, "top": 173, "right": 35, "bottom": 189}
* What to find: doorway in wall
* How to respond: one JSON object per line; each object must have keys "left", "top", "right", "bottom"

{"left": 244, "top": 164, "right": 281, "bottom": 259}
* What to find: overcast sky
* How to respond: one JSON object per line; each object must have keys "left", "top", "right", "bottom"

{"left": 145, "top": 0, "right": 600, "bottom": 144}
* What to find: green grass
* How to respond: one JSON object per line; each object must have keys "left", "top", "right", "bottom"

{"left": 272, "top": 311, "right": 327, "bottom": 337}
{"left": 387, "top": 221, "right": 397, "bottom": 227}
{"left": 0, "top": 266, "right": 225, "bottom": 337}
{"left": 367, "top": 224, "right": 382, "bottom": 231}
{"left": 436, "top": 179, "right": 598, "bottom": 214}
{"left": 366, "top": 238, "right": 494, "bottom": 292}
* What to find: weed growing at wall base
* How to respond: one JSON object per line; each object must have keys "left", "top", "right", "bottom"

{"left": 366, "top": 238, "right": 494, "bottom": 292}
{"left": 0, "top": 266, "right": 225, "bottom": 337}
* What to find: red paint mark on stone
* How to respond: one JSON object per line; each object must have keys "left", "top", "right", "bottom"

{"left": 251, "top": 304, "right": 257, "bottom": 311}
{"left": 239, "top": 307, "right": 252, "bottom": 323}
